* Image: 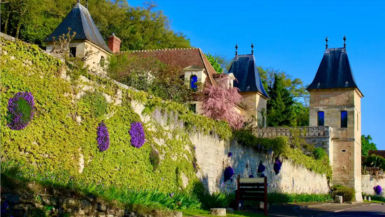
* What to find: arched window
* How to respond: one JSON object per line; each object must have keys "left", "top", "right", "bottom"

{"left": 341, "top": 111, "right": 348, "bottom": 128}
{"left": 317, "top": 111, "right": 324, "bottom": 126}
{"left": 190, "top": 75, "right": 198, "bottom": 91}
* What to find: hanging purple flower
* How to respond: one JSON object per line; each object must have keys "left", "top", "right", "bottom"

{"left": 228, "top": 152, "right": 232, "bottom": 157}
{"left": 7, "top": 92, "right": 35, "bottom": 130}
{"left": 258, "top": 161, "right": 266, "bottom": 173}
{"left": 260, "top": 173, "right": 266, "bottom": 178}
{"left": 249, "top": 174, "right": 254, "bottom": 178}
{"left": 274, "top": 158, "right": 282, "bottom": 175}
{"left": 224, "top": 166, "right": 234, "bottom": 182}
{"left": 374, "top": 185, "right": 382, "bottom": 195}
{"left": 129, "top": 122, "right": 145, "bottom": 148}
{"left": 97, "top": 122, "right": 109, "bottom": 151}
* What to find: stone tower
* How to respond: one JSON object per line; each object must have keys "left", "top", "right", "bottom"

{"left": 228, "top": 45, "right": 269, "bottom": 126}
{"left": 44, "top": 1, "right": 121, "bottom": 75}
{"left": 307, "top": 39, "right": 363, "bottom": 202}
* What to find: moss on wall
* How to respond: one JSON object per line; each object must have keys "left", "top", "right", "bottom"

{"left": 0, "top": 38, "right": 231, "bottom": 194}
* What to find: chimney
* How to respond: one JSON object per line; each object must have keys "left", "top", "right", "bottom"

{"left": 108, "top": 33, "right": 121, "bottom": 53}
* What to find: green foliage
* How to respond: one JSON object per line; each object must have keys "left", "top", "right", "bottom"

{"left": 16, "top": 97, "right": 33, "bottom": 123}
{"left": 363, "top": 154, "right": 385, "bottom": 170}
{"left": 331, "top": 185, "right": 356, "bottom": 202}
{"left": 267, "top": 74, "right": 296, "bottom": 127}
{"left": 361, "top": 135, "right": 377, "bottom": 156}
{"left": 1, "top": 37, "right": 231, "bottom": 199}
{"left": 313, "top": 148, "right": 327, "bottom": 160}
{"left": 150, "top": 148, "right": 160, "bottom": 171}
{"left": 205, "top": 53, "right": 224, "bottom": 73}
{"left": 108, "top": 53, "right": 196, "bottom": 104}
{"left": 81, "top": 91, "right": 108, "bottom": 118}
{"left": 258, "top": 67, "right": 309, "bottom": 126}
{"left": 1, "top": 0, "right": 190, "bottom": 50}
{"left": 192, "top": 182, "right": 233, "bottom": 209}
{"left": 267, "top": 193, "right": 332, "bottom": 204}
{"left": 233, "top": 130, "right": 332, "bottom": 179}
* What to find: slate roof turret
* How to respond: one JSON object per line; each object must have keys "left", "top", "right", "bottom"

{"left": 44, "top": 2, "right": 111, "bottom": 53}
{"left": 228, "top": 54, "right": 269, "bottom": 98}
{"left": 307, "top": 47, "right": 363, "bottom": 96}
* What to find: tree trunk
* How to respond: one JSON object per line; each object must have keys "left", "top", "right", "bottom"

{"left": 15, "top": 18, "right": 21, "bottom": 39}
{"left": 3, "top": 11, "right": 11, "bottom": 34}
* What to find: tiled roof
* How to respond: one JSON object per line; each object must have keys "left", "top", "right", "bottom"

{"left": 44, "top": 3, "right": 111, "bottom": 53}
{"left": 125, "top": 48, "right": 217, "bottom": 86}
{"left": 228, "top": 54, "right": 269, "bottom": 98}
{"left": 307, "top": 48, "right": 362, "bottom": 96}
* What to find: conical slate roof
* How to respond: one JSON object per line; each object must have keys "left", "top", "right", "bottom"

{"left": 44, "top": 3, "right": 111, "bottom": 53}
{"left": 228, "top": 54, "right": 269, "bottom": 98}
{"left": 307, "top": 48, "right": 362, "bottom": 95}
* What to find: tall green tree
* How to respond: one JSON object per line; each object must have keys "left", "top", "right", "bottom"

{"left": 267, "top": 73, "right": 296, "bottom": 127}
{"left": 205, "top": 53, "right": 224, "bottom": 73}
{"left": 362, "top": 135, "right": 377, "bottom": 156}
{"left": 1, "top": 0, "right": 191, "bottom": 50}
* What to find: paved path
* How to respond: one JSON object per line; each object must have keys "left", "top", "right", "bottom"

{"left": 243, "top": 202, "right": 385, "bottom": 216}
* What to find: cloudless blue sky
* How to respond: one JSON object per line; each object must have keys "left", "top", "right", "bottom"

{"left": 128, "top": 0, "right": 385, "bottom": 148}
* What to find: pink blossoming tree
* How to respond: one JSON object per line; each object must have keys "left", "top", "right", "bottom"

{"left": 201, "top": 74, "right": 244, "bottom": 130}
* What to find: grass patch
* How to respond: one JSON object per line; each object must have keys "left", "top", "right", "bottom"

{"left": 268, "top": 193, "right": 332, "bottom": 204}
{"left": 1, "top": 162, "right": 201, "bottom": 211}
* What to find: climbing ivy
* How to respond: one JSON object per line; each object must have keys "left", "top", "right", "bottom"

{"left": 0, "top": 37, "right": 222, "bottom": 193}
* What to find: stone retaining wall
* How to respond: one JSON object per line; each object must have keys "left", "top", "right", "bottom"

{"left": 193, "top": 135, "right": 330, "bottom": 194}
{"left": 361, "top": 174, "right": 385, "bottom": 196}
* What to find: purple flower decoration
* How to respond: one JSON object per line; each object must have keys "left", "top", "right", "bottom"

{"left": 224, "top": 166, "right": 234, "bottom": 182}
{"left": 260, "top": 173, "right": 266, "bottom": 178}
{"left": 97, "top": 122, "right": 109, "bottom": 151}
{"left": 228, "top": 152, "right": 232, "bottom": 157}
{"left": 129, "top": 122, "right": 145, "bottom": 148}
{"left": 374, "top": 185, "right": 382, "bottom": 195}
{"left": 274, "top": 158, "right": 282, "bottom": 175}
{"left": 249, "top": 174, "right": 255, "bottom": 178}
{"left": 7, "top": 92, "right": 35, "bottom": 130}
{"left": 258, "top": 161, "right": 266, "bottom": 173}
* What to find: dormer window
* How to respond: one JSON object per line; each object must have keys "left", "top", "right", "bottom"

{"left": 317, "top": 111, "right": 324, "bottom": 126}
{"left": 190, "top": 75, "right": 198, "bottom": 91}
{"left": 341, "top": 111, "right": 348, "bottom": 128}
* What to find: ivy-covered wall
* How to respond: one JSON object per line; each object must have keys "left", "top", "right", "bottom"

{"left": 1, "top": 36, "right": 331, "bottom": 197}
{"left": 0, "top": 37, "right": 231, "bottom": 194}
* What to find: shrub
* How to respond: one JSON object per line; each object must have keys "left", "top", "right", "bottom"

{"left": 224, "top": 166, "right": 234, "bottom": 182}
{"left": 331, "top": 185, "right": 356, "bottom": 202}
{"left": 149, "top": 149, "right": 160, "bottom": 171}
{"left": 7, "top": 92, "right": 35, "bottom": 130}
{"left": 363, "top": 154, "right": 385, "bottom": 170}
{"left": 82, "top": 92, "right": 108, "bottom": 118}
{"left": 313, "top": 148, "right": 327, "bottom": 160}
{"left": 129, "top": 122, "right": 146, "bottom": 148}
{"left": 97, "top": 122, "right": 110, "bottom": 151}
{"left": 273, "top": 158, "right": 282, "bottom": 175}
{"left": 268, "top": 193, "right": 332, "bottom": 204}
{"left": 374, "top": 185, "right": 382, "bottom": 195}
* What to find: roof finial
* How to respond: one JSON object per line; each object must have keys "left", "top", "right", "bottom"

{"left": 235, "top": 44, "right": 238, "bottom": 56}
{"left": 251, "top": 43, "right": 254, "bottom": 55}
{"left": 77, "top": 0, "right": 80, "bottom": 3}
{"left": 343, "top": 35, "right": 346, "bottom": 48}
{"left": 86, "top": 0, "right": 88, "bottom": 8}
{"left": 325, "top": 37, "right": 328, "bottom": 49}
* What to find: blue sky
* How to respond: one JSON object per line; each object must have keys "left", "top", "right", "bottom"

{"left": 128, "top": 0, "right": 385, "bottom": 148}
